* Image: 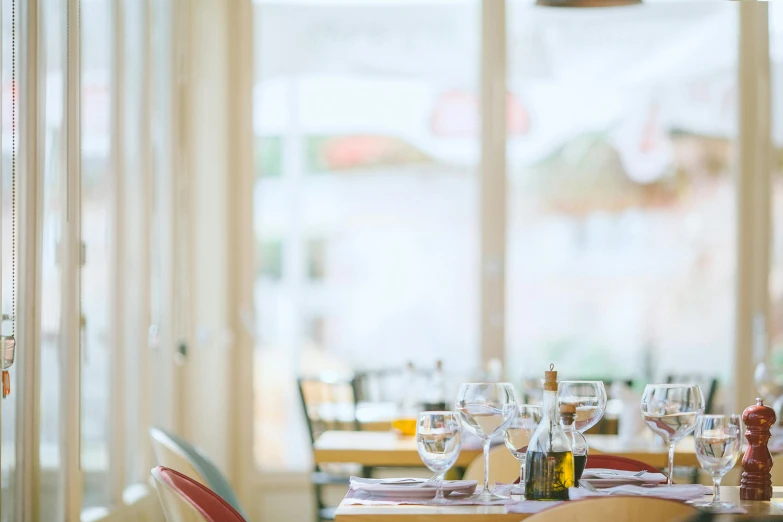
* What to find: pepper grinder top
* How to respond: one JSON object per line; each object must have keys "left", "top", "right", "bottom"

{"left": 741, "top": 397, "right": 777, "bottom": 501}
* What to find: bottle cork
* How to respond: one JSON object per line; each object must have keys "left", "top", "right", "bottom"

{"left": 544, "top": 363, "right": 558, "bottom": 391}
{"left": 560, "top": 403, "right": 576, "bottom": 415}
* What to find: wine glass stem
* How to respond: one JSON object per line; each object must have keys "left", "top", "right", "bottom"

{"left": 519, "top": 462, "right": 525, "bottom": 486}
{"left": 434, "top": 473, "right": 445, "bottom": 501}
{"left": 712, "top": 475, "right": 722, "bottom": 504}
{"left": 483, "top": 439, "right": 491, "bottom": 494}
{"left": 667, "top": 442, "right": 676, "bottom": 486}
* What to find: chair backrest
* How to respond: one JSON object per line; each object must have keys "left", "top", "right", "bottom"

{"left": 151, "top": 466, "right": 246, "bottom": 522}
{"left": 585, "top": 454, "right": 650, "bottom": 472}
{"left": 298, "top": 373, "right": 361, "bottom": 444}
{"left": 524, "top": 496, "right": 699, "bottom": 522}
{"left": 463, "top": 444, "right": 521, "bottom": 484}
{"left": 149, "top": 427, "right": 246, "bottom": 518}
{"left": 354, "top": 366, "right": 434, "bottom": 404}
{"left": 665, "top": 375, "right": 718, "bottom": 414}
{"left": 152, "top": 466, "right": 209, "bottom": 522}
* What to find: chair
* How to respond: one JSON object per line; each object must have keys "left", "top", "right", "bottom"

{"left": 665, "top": 374, "right": 719, "bottom": 414}
{"left": 463, "top": 445, "right": 522, "bottom": 485}
{"left": 513, "top": 454, "right": 650, "bottom": 484}
{"left": 524, "top": 496, "right": 699, "bottom": 522}
{"left": 151, "top": 466, "right": 246, "bottom": 522}
{"left": 298, "top": 373, "right": 364, "bottom": 522}
{"left": 585, "top": 454, "right": 650, "bottom": 473}
{"left": 149, "top": 427, "right": 246, "bottom": 518}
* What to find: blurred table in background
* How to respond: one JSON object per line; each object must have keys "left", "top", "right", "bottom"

{"left": 314, "top": 431, "right": 699, "bottom": 469}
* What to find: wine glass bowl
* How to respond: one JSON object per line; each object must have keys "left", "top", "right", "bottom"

{"left": 640, "top": 384, "right": 705, "bottom": 485}
{"left": 503, "top": 404, "right": 541, "bottom": 494}
{"left": 455, "top": 382, "right": 518, "bottom": 501}
{"left": 557, "top": 381, "right": 607, "bottom": 433}
{"left": 416, "top": 411, "right": 462, "bottom": 503}
{"left": 692, "top": 414, "right": 742, "bottom": 511}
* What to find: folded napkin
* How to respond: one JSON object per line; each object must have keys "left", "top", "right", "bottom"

{"left": 348, "top": 476, "right": 477, "bottom": 490}
{"left": 687, "top": 505, "right": 747, "bottom": 515}
{"left": 569, "top": 484, "right": 711, "bottom": 501}
{"left": 343, "top": 482, "right": 513, "bottom": 507}
{"left": 581, "top": 469, "right": 668, "bottom": 484}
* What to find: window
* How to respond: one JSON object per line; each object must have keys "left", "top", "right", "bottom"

{"left": 40, "top": 0, "right": 67, "bottom": 518}
{"left": 770, "top": 4, "right": 783, "bottom": 359}
{"left": 80, "top": 0, "right": 113, "bottom": 510}
{"left": 505, "top": 2, "right": 739, "bottom": 386}
{"left": 1, "top": 0, "right": 16, "bottom": 516}
{"left": 252, "top": 0, "right": 481, "bottom": 470}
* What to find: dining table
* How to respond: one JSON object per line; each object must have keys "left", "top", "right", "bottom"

{"left": 333, "top": 486, "right": 783, "bottom": 521}
{"left": 313, "top": 430, "right": 701, "bottom": 469}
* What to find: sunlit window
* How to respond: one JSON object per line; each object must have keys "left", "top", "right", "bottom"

{"left": 253, "top": 0, "right": 481, "bottom": 470}
{"left": 506, "top": 2, "right": 738, "bottom": 391}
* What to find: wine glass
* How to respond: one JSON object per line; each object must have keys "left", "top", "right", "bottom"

{"left": 455, "top": 382, "right": 518, "bottom": 501}
{"left": 640, "top": 384, "right": 705, "bottom": 485}
{"left": 503, "top": 404, "right": 541, "bottom": 495}
{"left": 557, "top": 381, "right": 607, "bottom": 433}
{"left": 693, "top": 414, "right": 742, "bottom": 511}
{"left": 416, "top": 411, "right": 462, "bottom": 503}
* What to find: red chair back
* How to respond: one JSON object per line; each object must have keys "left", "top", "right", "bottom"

{"left": 585, "top": 454, "right": 649, "bottom": 472}
{"left": 154, "top": 466, "right": 246, "bottom": 522}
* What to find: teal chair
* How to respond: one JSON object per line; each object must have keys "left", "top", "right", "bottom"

{"left": 149, "top": 426, "right": 247, "bottom": 519}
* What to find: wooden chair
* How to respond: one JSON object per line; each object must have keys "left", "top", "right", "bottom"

{"left": 149, "top": 427, "right": 246, "bottom": 518}
{"left": 151, "top": 466, "right": 246, "bottom": 522}
{"left": 524, "top": 496, "right": 699, "bottom": 522}
{"left": 298, "top": 373, "right": 364, "bottom": 522}
{"left": 463, "top": 445, "right": 521, "bottom": 485}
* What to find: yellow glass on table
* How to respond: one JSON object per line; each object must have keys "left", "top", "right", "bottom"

{"left": 392, "top": 417, "right": 418, "bottom": 437}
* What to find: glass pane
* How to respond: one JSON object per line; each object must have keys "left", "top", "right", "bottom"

{"left": 81, "top": 0, "right": 112, "bottom": 510}
{"left": 122, "top": 0, "right": 146, "bottom": 489}
{"left": 149, "top": 0, "right": 174, "bottom": 433}
{"left": 253, "top": 0, "right": 480, "bottom": 470}
{"left": 506, "top": 2, "right": 738, "bottom": 392}
{"left": 1, "top": 0, "right": 16, "bottom": 517}
{"left": 770, "top": 5, "right": 783, "bottom": 363}
{"left": 40, "top": 0, "right": 66, "bottom": 518}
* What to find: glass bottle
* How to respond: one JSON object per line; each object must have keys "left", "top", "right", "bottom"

{"left": 559, "top": 403, "right": 588, "bottom": 486}
{"left": 524, "top": 364, "right": 575, "bottom": 500}
{"left": 424, "top": 360, "right": 447, "bottom": 411}
{"left": 393, "top": 362, "right": 419, "bottom": 436}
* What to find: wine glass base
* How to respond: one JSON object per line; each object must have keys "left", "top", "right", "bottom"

{"left": 690, "top": 501, "right": 737, "bottom": 512}
{"left": 507, "top": 484, "right": 525, "bottom": 496}
{"left": 463, "top": 488, "right": 510, "bottom": 502}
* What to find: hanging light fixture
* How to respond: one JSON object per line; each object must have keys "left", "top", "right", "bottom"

{"left": 536, "top": 0, "right": 641, "bottom": 7}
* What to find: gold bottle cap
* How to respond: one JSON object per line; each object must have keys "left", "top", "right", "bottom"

{"left": 544, "top": 363, "right": 558, "bottom": 391}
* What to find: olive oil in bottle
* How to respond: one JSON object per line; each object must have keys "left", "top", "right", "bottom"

{"left": 524, "top": 451, "right": 575, "bottom": 500}
{"left": 524, "top": 364, "right": 575, "bottom": 500}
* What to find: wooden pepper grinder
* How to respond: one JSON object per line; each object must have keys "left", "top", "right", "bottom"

{"left": 741, "top": 397, "right": 777, "bottom": 500}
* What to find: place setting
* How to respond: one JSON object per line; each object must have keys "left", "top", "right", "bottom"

{"left": 339, "top": 364, "right": 774, "bottom": 518}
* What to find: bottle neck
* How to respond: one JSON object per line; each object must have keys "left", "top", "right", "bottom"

{"left": 561, "top": 418, "right": 576, "bottom": 433}
{"left": 542, "top": 389, "right": 558, "bottom": 421}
